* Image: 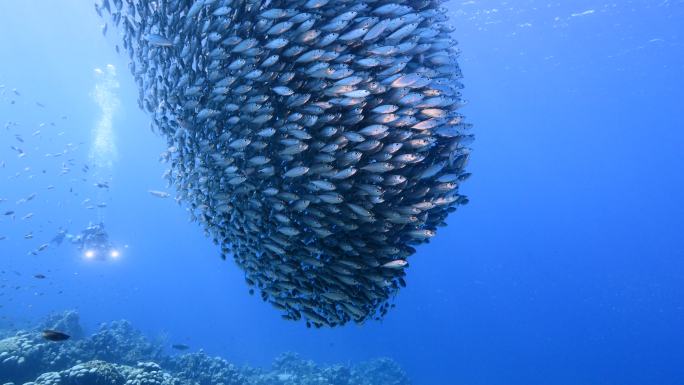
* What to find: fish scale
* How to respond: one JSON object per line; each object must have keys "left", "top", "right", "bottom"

{"left": 99, "top": 0, "right": 471, "bottom": 328}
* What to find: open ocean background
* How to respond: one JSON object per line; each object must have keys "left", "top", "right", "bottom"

{"left": 1, "top": 1, "right": 683, "bottom": 384}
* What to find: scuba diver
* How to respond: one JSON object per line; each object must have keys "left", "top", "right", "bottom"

{"left": 52, "top": 222, "right": 121, "bottom": 260}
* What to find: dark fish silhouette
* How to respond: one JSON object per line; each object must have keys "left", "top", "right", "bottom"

{"left": 172, "top": 344, "right": 190, "bottom": 351}
{"left": 42, "top": 330, "right": 70, "bottom": 341}
{"left": 34, "top": 274, "right": 46, "bottom": 279}
{"left": 51, "top": 228, "right": 68, "bottom": 245}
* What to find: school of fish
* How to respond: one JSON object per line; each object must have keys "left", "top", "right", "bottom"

{"left": 97, "top": 0, "right": 472, "bottom": 327}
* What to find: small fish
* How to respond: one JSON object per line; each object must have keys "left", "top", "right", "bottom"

{"left": 42, "top": 330, "right": 70, "bottom": 341}
{"left": 96, "top": 0, "right": 469, "bottom": 327}
{"left": 144, "top": 34, "right": 174, "bottom": 47}
{"left": 34, "top": 274, "right": 46, "bottom": 279}
{"left": 382, "top": 260, "right": 408, "bottom": 269}
{"left": 51, "top": 229, "right": 67, "bottom": 245}
{"left": 172, "top": 343, "right": 190, "bottom": 350}
{"left": 149, "top": 190, "right": 171, "bottom": 198}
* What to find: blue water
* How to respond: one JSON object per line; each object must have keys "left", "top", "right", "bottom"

{"left": 1, "top": 1, "right": 682, "bottom": 384}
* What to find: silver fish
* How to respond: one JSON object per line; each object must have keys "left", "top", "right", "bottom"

{"left": 144, "top": 34, "right": 174, "bottom": 47}
{"left": 100, "top": 0, "right": 470, "bottom": 327}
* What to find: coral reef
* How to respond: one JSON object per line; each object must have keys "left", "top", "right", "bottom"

{"left": 0, "top": 311, "right": 410, "bottom": 385}
{"left": 19, "top": 360, "right": 179, "bottom": 385}
{"left": 163, "top": 352, "right": 245, "bottom": 385}
{"left": 77, "top": 320, "right": 164, "bottom": 365}
{"left": 34, "top": 311, "right": 84, "bottom": 341}
{"left": 349, "top": 358, "right": 410, "bottom": 385}
{"left": 30, "top": 360, "right": 125, "bottom": 385}
{"left": 0, "top": 330, "right": 79, "bottom": 384}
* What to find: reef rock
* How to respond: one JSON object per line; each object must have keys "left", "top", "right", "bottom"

{"left": 2, "top": 311, "right": 411, "bottom": 385}
{"left": 23, "top": 360, "right": 182, "bottom": 385}
{"left": 164, "top": 351, "right": 245, "bottom": 385}
{"left": 34, "top": 311, "right": 84, "bottom": 341}
{"left": 79, "top": 320, "right": 164, "bottom": 365}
